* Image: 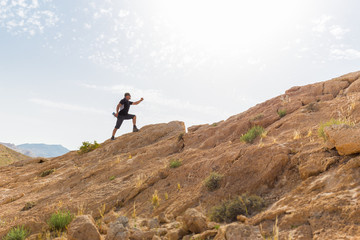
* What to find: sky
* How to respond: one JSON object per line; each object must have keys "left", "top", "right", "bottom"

{"left": 1, "top": 0, "right": 360, "bottom": 150}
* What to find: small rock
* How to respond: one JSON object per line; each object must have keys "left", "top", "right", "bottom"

{"left": 67, "top": 215, "right": 101, "bottom": 240}
{"left": 214, "top": 223, "right": 262, "bottom": 240}
{"left": 192, "top": 229, "right": 218, "bottom": 240}
{"left": 104, "top": 210, "right": 118, "bottom": 224}
{"left": 165, "top": 228, "right": 187, "bottom": 240}
{"left": 182, "top": 235, "right": 192, "bottom": 240}
{"left": 158, "top": 212, "right": 170, "bottom": 224}
{"left": 152, "top": 235, "right": 161, "bottom": 240}
{"left": 163, "top": 221, "right": 181, "bottom": 229}
{"left": 182, "top": 208, "right": 208, "bottom": 234}
{"left": 130, "top": 229, "right": 157, "bottom": 240}
{"left": 207, "top": 222, "right": 220, "bottom": 229}
{"left": 140, "top": 219, "right": 148, "bottom": 227}
{"left": 106, "top": 218, "right": 130, "bottom": 240}
{"left": 237, "top": 215, "right": 248, "bottom": 223}
{"left": 99, "top": 223, "right": 109, "bottom": 234}
{"left": 156, "top": 228, "right": 168, "bottom": 236}
{"left": 117, "top": 216, "right": 129, "bottom": 228}
{"left": 148, "top": 218, "right": 160, "bottom": 229}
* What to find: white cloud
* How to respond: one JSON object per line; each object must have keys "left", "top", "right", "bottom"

{"left": 118, "top": 9, "right": 129, "bottom": 18}
{"left": 330, "top": 48, "right": 360, "bottom": 60}
{"left": 312, "top": 15, "right": 332, "bottom": 33}
{"left": 329, "top": 25, "right": 349, "bottom": 39}
{"left": 0, "top": 0, "right": 58, "bottom": 36}
{"left": 29, "top": 98, "right": 108, "bottom": 115}
{"left": 84, "top": 23, "right": 92, "bottom": 29}
{"left": 312, "top": 15, "right": 350, "bottom": 40}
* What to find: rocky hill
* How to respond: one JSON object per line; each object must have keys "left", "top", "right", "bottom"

{"left": 1, "top": 71, "right": 360, "bottom": 239}
{"left": 0, "top": 144, "right": 29, "bottom": 166}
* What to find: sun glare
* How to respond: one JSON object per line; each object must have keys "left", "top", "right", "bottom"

{"left": 152, "top": 0, "right": 304, "bottom": 55}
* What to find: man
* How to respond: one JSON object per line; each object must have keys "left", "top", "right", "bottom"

{"left": 111, "top": 92, "right": 144, "bottom": 140}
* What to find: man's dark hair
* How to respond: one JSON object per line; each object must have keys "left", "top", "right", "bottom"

{"left": 124, "top": 92, "right": 131, "bottom": 97}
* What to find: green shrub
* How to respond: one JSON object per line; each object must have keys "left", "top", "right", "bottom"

{"left": 21, "top": 202, "right": 36, "bottom": 211}
{"left": 225, "top": 197, "right": 248, "bottom": 221}
{"left": 305, "top": 102, "right": 319, "bottom": 112}
{"left": 204, "top": 172, "right": 223, "bottom": 191}
{"left": 109, "top": 176, "right": 115, "bottom": 181}
{"left": 250, "top": 114, "right": 264, "bottom": 121}
{"left": 3, "top": 226, "right": 29, "bottom": 240}
{"left": 40, "top": 169, "right": 55, "bottom": 177}
{"left": 169, "top": 159, "right": 182, "bottom": 168}
{"left": 210, "top": 194, "right": 265, "bottom": 223}
{"left": 78, "top": 141, "right": 99, "bottom": 154}
{"left": 240, "top": 126, "right": 265, "bottom": 143}
{"left": 277, "top": 109, "right": 287, "bottom": 118}
{"left": 245, "top": 194, "right": 265, "bottom": 214}
{"left": 48, "top": 210, "right": 74, "bottom": 231}
{"left": 318, "top": 119, "right": 353, "bottom": 141}
{"left": 209, "top": 203, "right": 227, "bottom": 223}
{"left": 177, "top": 133, "right": 184, "bottom": 142}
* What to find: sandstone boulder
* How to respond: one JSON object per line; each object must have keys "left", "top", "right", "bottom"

{"left": 165, "top": 228, "right": 187, "bottom": 240}
{"left": 214, "top": 223, "right": 262, "bottom": 240}
{"left": 67, "top": 215, "right": 101, "bottom": 240}
{"left": 158, "top": 212, "right": 170, "bottom": 224}
{"left": 324, "top": 124, "right": 360, "bottom": 155}
{"left": 106, "top": 216, "right": 130, "bottom": 240}
{"left": 130, "top": 229, "right": 156, "bottom": 240}
{"left": 148, "top": 218, "right": 160, "bottom": 229}
{"left": 182, "top": 208, "right": 208, "bottom": 234}
{"left": 191, "top": 229, "right": 218, "bottom": 240}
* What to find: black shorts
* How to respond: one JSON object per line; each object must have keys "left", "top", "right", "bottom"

{"left": 115, "top": 114, "right": 135, "bottom": 129}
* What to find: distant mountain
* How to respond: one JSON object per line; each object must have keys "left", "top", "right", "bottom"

{"left": 16, "top": 143, "right": 70, "bottom": 158}
{"left": 0, "top": 142, "right": 34, "bottom": 156}
{"left": 0, "top": 142, "right": 70, "bottom": 158}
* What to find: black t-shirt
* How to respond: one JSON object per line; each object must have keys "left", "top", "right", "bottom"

{"left": 119, "top": 98, "right": 133, "bottom": 115}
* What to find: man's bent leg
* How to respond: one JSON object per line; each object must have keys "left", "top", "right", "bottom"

{"left": 132, "top": 115, "right": 139, "bottom": 132}
{"left": 112, "top": 117, "right": 124, "bottom": 139}
{"left": 112, "top": 128, "right": 118, "bottom": 138}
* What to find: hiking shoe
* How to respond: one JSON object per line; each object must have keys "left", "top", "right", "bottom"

{"left": 133, "top": 125, "right": 139, "bottom": 132}
{"left": 111, "top": 136, "right": 115, "bottom": 140}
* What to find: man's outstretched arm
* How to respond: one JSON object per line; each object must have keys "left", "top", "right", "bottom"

{"left": 132, "top": 98, "right": 144, "bottom": 105}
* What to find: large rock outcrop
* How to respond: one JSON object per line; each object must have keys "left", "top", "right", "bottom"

{"left": 324, "top": 124, "right": 360, "bottom": 155}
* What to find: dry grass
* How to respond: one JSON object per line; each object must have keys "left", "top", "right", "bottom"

{"left": 318, "top": 118, "right": 354, "bottom": 141}
{"left": 151, "top": 190, "right": 161, "bottom": 208}
{"left": 293, "top": 130, "right": 301, "bottom": 140}
{"left": 135, "top": 173, "right": 146, "bottom": 188}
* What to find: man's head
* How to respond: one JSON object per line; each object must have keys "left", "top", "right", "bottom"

{"left": 124, "top": 92, "right": 131, "bottom": 100}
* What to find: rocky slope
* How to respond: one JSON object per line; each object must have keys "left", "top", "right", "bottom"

{"left": 1, "top": 71, "right": 360, "bottom": 239}
{"left": 0, "top": 144, "right": 29, "bottom": 166}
